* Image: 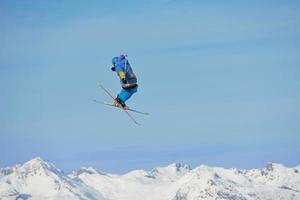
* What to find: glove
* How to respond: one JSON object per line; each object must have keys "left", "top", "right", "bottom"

{"left": 121, "top": 78, "right": 127, "bottom": 84}
{"left": 111, "top": 66, "right": 116, "bottom": 71}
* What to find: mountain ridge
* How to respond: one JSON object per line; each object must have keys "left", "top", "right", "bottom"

{"left": 1, "top": 157, "right": 300, "bottom": 200}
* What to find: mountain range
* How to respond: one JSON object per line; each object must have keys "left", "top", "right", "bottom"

{"left": 1, "top": 157, "right": 299, "bottom": 200}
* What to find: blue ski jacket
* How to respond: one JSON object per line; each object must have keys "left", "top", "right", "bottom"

{"left": 115, "top": 56, "right": 137, "bottom": 89}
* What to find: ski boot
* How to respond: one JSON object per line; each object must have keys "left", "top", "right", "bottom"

{"left": 113, "top": 96, "right": 129, "bottom": 110}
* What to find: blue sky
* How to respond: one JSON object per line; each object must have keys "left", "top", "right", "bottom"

{"left": 0, "top": 0, "right": 300, "bottom": 173}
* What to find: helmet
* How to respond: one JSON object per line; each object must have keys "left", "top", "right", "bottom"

{"left": 119, "top": 54, "right": 126, "bottom": 60}
{"left": 112, "top": 56, "right": 119, "bottom": 66}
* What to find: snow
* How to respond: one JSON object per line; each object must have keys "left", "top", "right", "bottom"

{"left": 1, "top": 158, "right": 300, "bottom": 200}
{"left": 0, "top": 157, "right": 105, "bottom": 200}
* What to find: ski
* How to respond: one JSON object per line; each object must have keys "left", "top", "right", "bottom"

{"left": 96, "top": 81, "right": 142, "bottom": 126}
{"left": 94, "top": 100, "right": 149, "bottom": 115}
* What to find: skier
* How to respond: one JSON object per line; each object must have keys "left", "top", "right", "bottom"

{"left": 110, "top": 54, "right": 138, "bottom": 110}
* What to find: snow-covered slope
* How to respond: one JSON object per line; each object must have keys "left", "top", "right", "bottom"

{"left": 1, "top": 158, "right": 300, "bottom": 200}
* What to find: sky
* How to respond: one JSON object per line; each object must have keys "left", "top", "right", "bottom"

{"left": 0, "top": 0, "right": 300, "bottom": 174}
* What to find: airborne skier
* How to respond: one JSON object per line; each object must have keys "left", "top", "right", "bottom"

{"left": 110, "top": 54, "right": 138, "bottom": 110}
{"left": 94, "top": 55, "right": 147, "bottom": 125}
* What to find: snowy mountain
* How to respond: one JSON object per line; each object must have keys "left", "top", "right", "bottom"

{"left": 0, "top": 157, "right": 105, "bottom": 200}
{"left": 1, "top": 158, "right": 300, "bottom": 200}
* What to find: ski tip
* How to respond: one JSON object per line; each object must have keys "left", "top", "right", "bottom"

{"left": 132, "top": 119, "right": 142, "bottom": 126}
